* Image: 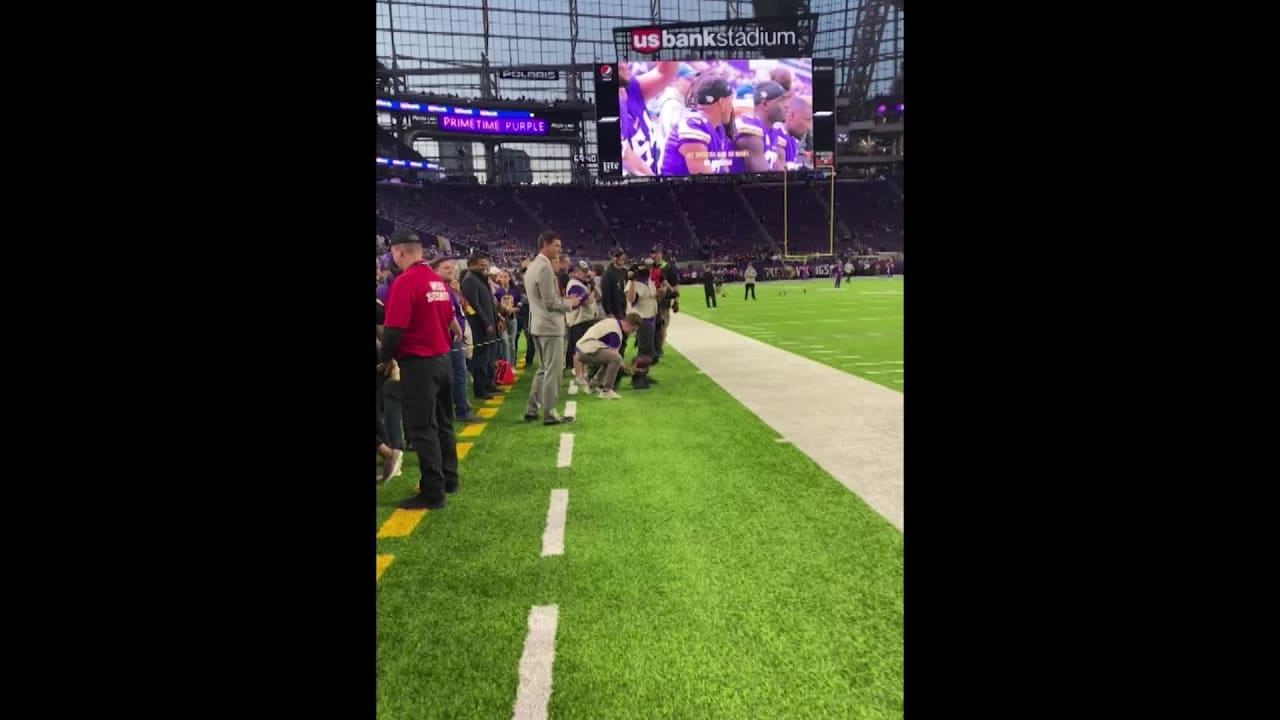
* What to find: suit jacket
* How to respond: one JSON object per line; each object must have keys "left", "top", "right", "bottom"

{"left": 461, "top": 271, "right": 497, "bottom": 340}
{"left": 524, "top": 253, "right": 574, "bottom": 336}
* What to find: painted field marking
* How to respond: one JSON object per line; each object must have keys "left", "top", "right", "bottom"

{"left": 865, "top": 369, "right": 906, "bottom": 375}
{"left": 541, "top": 489, "right": 569, "bottom": 557}
{"left": 813, "top": 350, "right": 838, "bottom": 354}
{"left": 485, "top": 396, "right": 506, "bottom": 406}
{"left": 853, "top": 360, "right": 905, "bottom": 366}
{"left": 459, "top": 423, "right": 487, "bottom": 437}
{"left": 774, "top": 438, "right": 792, "bottom": 444}
{"left": 564, "top": 401, "right": 577, "bottom": 418}
{"left": 457, "top": 442, "right": 474, "bottom": 459}
{"left": 376, "top": 554, "right": 394, "bottom": 582}
{"left": 377, "top": 509, "right": 427, "bottom": 538}
{"left": 567, "top": 382, "right": 579, "bottom": 396}
{"left": 556, "top": 434, "right": 575, "bottom": 468}
{"left": 476, "top": 407, "right": 499, "bottom": 419}
{"left": 511, "top": 605, "right": 561, "bottom": 720}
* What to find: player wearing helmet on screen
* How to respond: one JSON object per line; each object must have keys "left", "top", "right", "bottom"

{"left": 659, "top": 74, "right": 735, "bottom": 176}
{"left": 619, "top": 61, "right": 678, "bottom": 176}
{"left": 732, "top": 81, "right": 788, "bottom": 173}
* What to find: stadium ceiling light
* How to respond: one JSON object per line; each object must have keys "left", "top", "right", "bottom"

{"left": 814, "top": 111, "right": 834, "bottom": 118}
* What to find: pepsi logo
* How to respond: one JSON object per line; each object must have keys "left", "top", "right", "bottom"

{"left": 599, "top": 64, "right": 613, "bottom": 78}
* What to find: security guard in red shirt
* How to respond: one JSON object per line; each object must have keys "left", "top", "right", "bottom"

{"left": 379, "top": 229, "right": 464, "bottom": 509}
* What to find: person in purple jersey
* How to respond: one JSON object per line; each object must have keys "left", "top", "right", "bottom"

{"left": 659, "top": 74, "right": 736, "bottom": 176}
{"left": 732, "top": 81, "right": 788, "bottom": 173}
{"left": 618, "top": 61, "right": 678, "bottom": 177}
{"left": 774, "top": 95, "right": 813, "bottom": 169}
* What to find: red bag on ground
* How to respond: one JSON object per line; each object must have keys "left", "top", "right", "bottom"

{"left": 494, "top": 359, "right": 515, "bottom": 386}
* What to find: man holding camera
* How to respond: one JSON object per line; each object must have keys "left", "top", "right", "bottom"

{"left": 625, "top": 260, "right": 659, "bottom": 390}
{"left": 565, "top": 260, "right": 601, "bottom": 381}
{"left": 650, "top": 245, "right": 679, "bottom": 362}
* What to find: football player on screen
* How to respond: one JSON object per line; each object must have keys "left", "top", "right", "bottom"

{"left": 659, "top": 74, "right": 735, "bottom": 176}
{"left": 774, "top": 95, "right": 814, "bottom": 170}
{"left": 619, "top": 61, "right": 678, "bottom": 176}
{"left": 731, "top": 81, "right": 788, "bottom": 173}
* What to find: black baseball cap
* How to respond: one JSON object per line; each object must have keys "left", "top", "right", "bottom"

{"left": 389, "top": 228, "right": 422, "bottom": 246}
{"left": 754, "top": 81, "right": 787, "bottom": 104}
{"left": 694, "top": 75, "right": 734, "bottom": 105}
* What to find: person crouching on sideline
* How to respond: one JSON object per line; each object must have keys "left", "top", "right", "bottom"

{"left": 575, "top": 313, "right": 640, "bottom": 399}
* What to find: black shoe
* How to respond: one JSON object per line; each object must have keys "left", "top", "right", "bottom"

{"left": 445, "top": 484, "right": 459, "bottom": 495}
{"left": 524, "top": 412, "right": 539, "bottom": 422}
{"left": 456, "top": 413, "right": 484, "bottom": 423}
{"left": 631, "top": 378, "right": 651, "bottom": 390}
{"left": 543, "top": 415, "right": 575, "bottom": 425}
{"left": 646, "top": 376, "right": 659, "bottom": 384}
{"left": 398, "top": 494, "right": 446, "bottom": 510}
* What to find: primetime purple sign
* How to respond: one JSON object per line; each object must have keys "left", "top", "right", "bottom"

{"left": 439, "top": 115, "right": 547, "bottom": 136}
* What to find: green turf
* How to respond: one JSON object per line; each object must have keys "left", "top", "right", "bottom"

{"left": 678, "top": 277, "right": 904, "bottom": 391}
{"left": 377, "top": 348, "right": 903, "bottom": 719}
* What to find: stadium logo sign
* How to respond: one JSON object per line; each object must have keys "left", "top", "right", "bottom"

{"left": 549, "top": 122, "right": 577, "bottom": 132}
{"left": 629, "top": 27, "right": 798, "bottom": 54}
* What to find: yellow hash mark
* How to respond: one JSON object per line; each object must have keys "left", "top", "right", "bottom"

{"left": 484, "top": 396, "right": 505, "bottom": 405}
{"left": 457, "top": 441, "right": 473, "bottom": 459}
{"left": 476, "top": 407, "right": 498, "bottom": 419}
{"left": 377, "top": 509, "right": 426, "bottom": 538}
{"left": 377, "top": 554, "right": 394, "bottom": 581}
{"left": 459, "top": 423, "right": 487, "bottom": 437}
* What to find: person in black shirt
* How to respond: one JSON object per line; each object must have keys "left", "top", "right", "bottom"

{"left": 600, "top": 249, "right": 630, "bottom": 365}
{"left": 701, "top": 267, "right": 717, "bottom": 308}
{"left": 461, "top": 254, "right": 499, "bottom": 400}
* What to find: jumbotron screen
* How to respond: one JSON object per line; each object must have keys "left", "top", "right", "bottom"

{"left": 593, "top": 58, "right": 834, "bottom": 177}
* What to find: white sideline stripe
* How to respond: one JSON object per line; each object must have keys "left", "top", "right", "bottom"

{"left": 865, "top": 369, "right": 905, "bottom": 375}
{"left": 564, "top": 401, "right": 577, "bottom": 418}
{"left": 511, "top": 604, "right": 560, "bottom": 720}
{"left": 839, "top": 355, "right": 864, "bottom": 359}
{"left": 541, "top": 489, "right": 568, "bottom": 557}
{"left": 556, "top": 433, "right": 575, "bottom": 468}
{"left": 774, "top": 438, "right": 791, "bottom": 443}
{"left": 813, "top": 350, "right": 838, "bottom": 354}
{"left": 567, "top": 382, "right": 579, "bottom": 395}
{"left": 853, "top": 360, "right": 905, "bottom": 365}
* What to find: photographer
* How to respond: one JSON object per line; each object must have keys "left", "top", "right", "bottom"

{"left": 624, "top": 261, "right": 659, "bottom": 390}
{"left": 565, "top": 260, "right": 601, "bottom": 383}
{"left": 650, "top": 245, "right": 679, "bottom": 362}
{"left": 601, "top": 249, "right": 629, "bottom": 352}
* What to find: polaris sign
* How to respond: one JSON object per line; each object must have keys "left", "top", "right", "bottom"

{"left": 629, "top": 27, "right": 797, "bottom": 54}
{"left": 499, "top": 69, "right": 560, "bottom": 81}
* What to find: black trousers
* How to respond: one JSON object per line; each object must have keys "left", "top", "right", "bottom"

{"left": 704, "top": 287, "right": 717, "bottom": 307}
{"left": 636, "top": 318, "right": 657, "bottom": 358}
{"left": 376, "top": 371, "right": 388, "bottom": 450}
{"left": 398, "top": 354, "right": 458, "bottom": 501}
{"left": 567, "top": 321, "right": 592, "bottom": 368}
{"left": 744, "top": 283, "right": 756, "bottom": 300}
{"left": 469, "top": 338, "right": 496, "bottom": 398}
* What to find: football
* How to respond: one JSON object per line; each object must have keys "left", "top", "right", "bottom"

{"left": 632, "top": 355, "right": 653, "bottom": 371}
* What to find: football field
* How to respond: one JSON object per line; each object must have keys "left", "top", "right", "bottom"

{"left": 678, "top": 277, "right": 904, "bottom": 391}
{"left": 377, "top": 341, "right": 904, "bottom": 719}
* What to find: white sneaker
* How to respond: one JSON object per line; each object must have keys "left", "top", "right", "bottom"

{"left": 596, "top": 389, "right": 623, "bottom": 400}
{"left": 573, "top": 375, "right": 590, "bottom": 387}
